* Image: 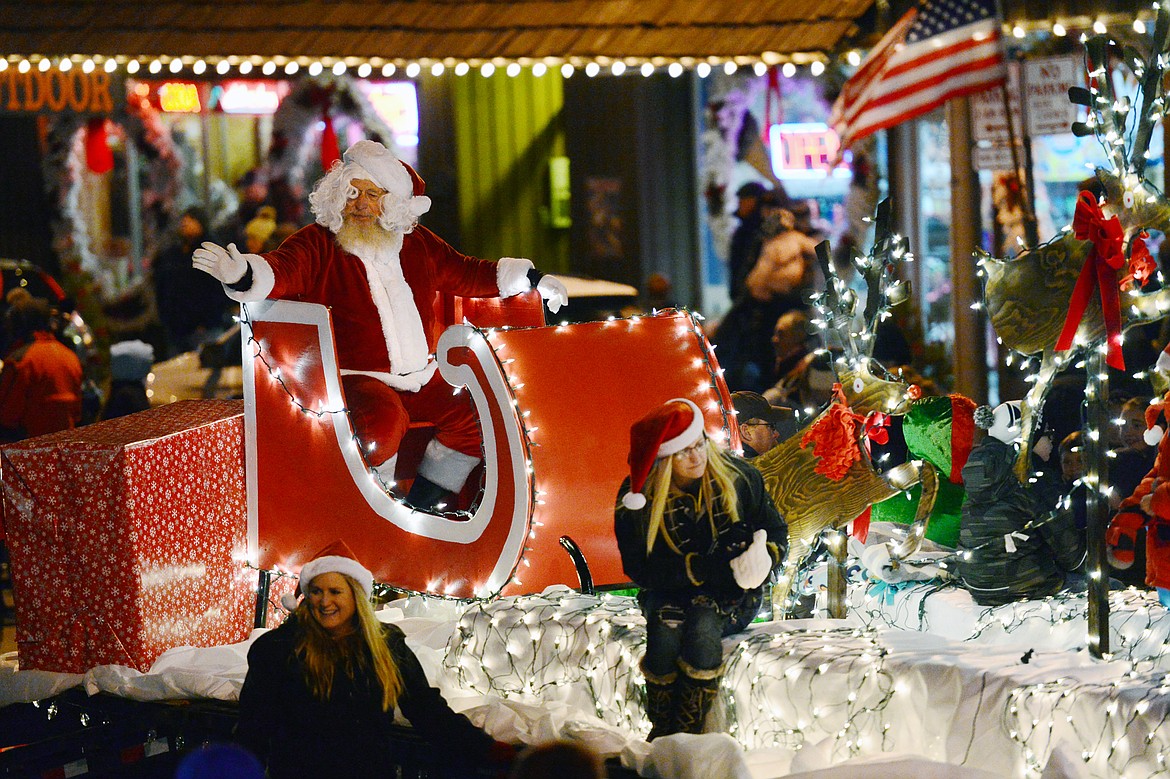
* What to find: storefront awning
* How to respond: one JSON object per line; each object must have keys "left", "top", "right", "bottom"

{"left": 0, "top": 1, "right": 876, "bottom": 64}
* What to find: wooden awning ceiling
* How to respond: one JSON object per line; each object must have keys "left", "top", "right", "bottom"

{"left": 0, "top": 1, "right": 877, "bottom": 65}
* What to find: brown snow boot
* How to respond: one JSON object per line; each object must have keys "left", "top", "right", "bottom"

{"left": 641, "top": 662, "right": 677, "bottom": 741}
{"left": 675, "top": 659, "right": 722, "bottom": 735}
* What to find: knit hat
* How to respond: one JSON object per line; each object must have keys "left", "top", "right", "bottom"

{"left": 109, "top": 340, "right": 154, "bottom": 381}
{"left": 976, "top": 400, "right": 1022, "bottom": 445}
{"left": 279, "top": 539, "right": 373, "bottom": 611}
{"left": 621, "top": 398, "right": 706, "bottom": 510}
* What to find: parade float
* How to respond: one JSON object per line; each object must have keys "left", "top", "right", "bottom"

{"left": 9, "top": 12, "right": 1170, "bottom": 779}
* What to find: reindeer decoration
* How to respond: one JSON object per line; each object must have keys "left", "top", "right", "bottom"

{"left": 971, "top": 11, "right": 1170, "bottom": 656}
{"left": 979, "top": 12, "right": 1170, "bottom": 479}
{"left": 753, "top": 200, "right": 940, "bottom": 616}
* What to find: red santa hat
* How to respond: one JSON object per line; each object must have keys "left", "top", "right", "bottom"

{"left": 1145, "top": 395, "right": 1170, "bottom": 447}
{"left": 621, "top": 398, "right": 706, "bottom": 510}
{"left": 1157, "top": 343, "right": 1170, "bottom": 376}
{"left": 280, "top": 539, "right": 374, "bottom": 611}
{"left": 342, "top": 139, "right": 431, "bottom": 213}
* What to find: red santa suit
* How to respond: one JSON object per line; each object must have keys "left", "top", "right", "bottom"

{"left": 1107, "top": 391, "right": 1170, "bottom": 590}
{"left": 223, "top": 145, "right": 536, "bottom": 493}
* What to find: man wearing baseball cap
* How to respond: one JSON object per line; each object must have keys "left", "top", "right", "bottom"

{"left": 193, "top": 140, "right": 568, "bottom": 511}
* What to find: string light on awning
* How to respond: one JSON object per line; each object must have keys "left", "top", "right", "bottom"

{"left": 3, "top": 11, "right": 1156, "bottom": 86}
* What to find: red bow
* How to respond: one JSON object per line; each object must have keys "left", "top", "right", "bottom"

{"left": 862, "top": 411, "right": 890, "bottom": 456}
{"left": 1055, "top": 191, "right": 1126, "bottom": 370}
{"left": 1121, "top": 232, "right": 1155, "bottom": 290}
{"left": 801, "top": 384, "right": 867, "bottom": 480}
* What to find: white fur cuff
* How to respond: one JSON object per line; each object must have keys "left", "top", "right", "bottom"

{"left": 223, "top": 255, "right": 276, "bottom": 303}
{"left": 496, "top": 257, "right": 534, "bottom": 298}
{"left": 417, "top": 438, "right": 481, "bottom": 492}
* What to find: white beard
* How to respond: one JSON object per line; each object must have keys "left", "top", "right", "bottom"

{"left": 334, "top": 219, "right": 434, "bottom": 391}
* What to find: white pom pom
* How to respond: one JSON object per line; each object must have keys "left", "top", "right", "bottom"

{"left": 622, "top": 492, "right": 647, "bottom": 510}
{"left": 1158, "top": 350, "right": 1170, "bottom": 373}
{"left": 280, "top": 593, "right": 300, "bottom": 612}
{"left": 1145, "top": 426, "right": 1164, "bottom": 446}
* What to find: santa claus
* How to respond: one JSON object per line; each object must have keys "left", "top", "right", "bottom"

{"left": 193, "top": 140, "right": 567, "bottom": 510}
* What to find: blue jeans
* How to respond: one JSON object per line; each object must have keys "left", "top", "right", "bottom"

{"left": 640, "top": 590, "right": 728, "bottom": 677}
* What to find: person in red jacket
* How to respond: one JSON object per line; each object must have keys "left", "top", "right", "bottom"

{"left": 0, "top": 296, "right": 83, "bottom": 441}
{"left": 1108, "top": 389, "right": 1170, "bottom": 605}
{"left": 193, "top": 140, "right": 567, "bottom": 510}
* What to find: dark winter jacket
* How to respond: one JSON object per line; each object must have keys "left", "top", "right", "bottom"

{"left": 957, "top": 437, "right": 1085, "bottom": 606}
{"left": 614, "top": 455, "right": 788, "bottom": 614}
{"left": 236, "top": 619, "right": 499, "bottom": 778}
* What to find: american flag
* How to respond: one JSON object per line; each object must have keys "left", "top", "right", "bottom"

{"left": 830, "top": 0, "right": 1007, "bottom": 151}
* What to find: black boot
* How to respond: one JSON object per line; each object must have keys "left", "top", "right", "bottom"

{"left": 405, "top": 475, "right": 454, "bottom": 511}
{"left": 675, "top": 659, "right": 722, "bottom": 735}
{"left": 641, "top": 662, "right": 677, "bottom": 741}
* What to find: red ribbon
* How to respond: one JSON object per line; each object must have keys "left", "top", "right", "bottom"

{"left": 320, "top": 108, "right": 341, "bottom": 171}
{"left": 1055, "top": 191, "right": 1126, "bottom": 370}
{"left": 851, "top": 506, "right": 871, "bottom": 545}
{"left": 764, "top": 66, "right": 783, "bottom": 141}
{"left": 84, "top": 116, "right": 114, "bottom": 175}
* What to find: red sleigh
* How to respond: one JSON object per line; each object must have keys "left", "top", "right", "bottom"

{"left": 242, "top": 294, "right": 735, "bottom": 600}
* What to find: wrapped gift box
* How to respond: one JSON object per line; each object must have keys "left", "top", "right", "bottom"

{"left": 1, "top": 400, "right": 262, "bottom": 673}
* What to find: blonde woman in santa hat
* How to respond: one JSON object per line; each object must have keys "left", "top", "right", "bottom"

{"left": 614, "top": 398, "right": 787, "bottom": 740}
{"left": 193, "top": 139, "right": 568, "bottom": 511}
{"left": 235, "top": 540, "right": 515, "bottom": 777}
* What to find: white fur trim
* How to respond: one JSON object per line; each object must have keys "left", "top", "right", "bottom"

{"left": 1158, "top": 348, "right": 1170, "bottom": 373}
{"left": 655, "top": 398, "right": 705, "bottom": 457}
{"left": 496, "top": 257, "right": 535, "bottom": 298}
{"left": 280, "top": 593, "right": 300, "bottom": 611}
{"left": 340, "top": 234, "right": 432, "bottom": 379}
{"left": 1146, "top": 425, "right": 1164, "bottom": 446}
{"left": 417, "top": 437, "right": 481, "bottom": 493}
{"left": 341, "top": 364, "right": 438, "bottom": 393}
{"left": 372, "top": 453, "right": 398, "bottom": 483}
{"left": 408, "top": 195, "right": 432, "bottom": 218}
{"left": 622, "top": 492, "right": 647, "bottom": 510}
{"left": 298, "top": 555, "right": 374, "bottom": 598}
{"left": 343, "top": 141, "right": 413, "bottom": 198}
{"left": 223, "top": 255, "right": 276, "bottom": 303}
{"left": 347, "top": 162, "right": 376, "bottom": 188}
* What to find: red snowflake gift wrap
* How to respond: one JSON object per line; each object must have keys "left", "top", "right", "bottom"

{"left": 1, "top": 400, "right": 259, "bottom": 673}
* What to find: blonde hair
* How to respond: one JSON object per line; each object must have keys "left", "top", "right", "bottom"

{"left": 294, "top": 573, "right": 404, "bottom": 711}
{"left": 642, "top": 437, "right": 741, "bottom": 554}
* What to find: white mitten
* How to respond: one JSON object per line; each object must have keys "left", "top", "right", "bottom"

{"left": 192, "top": 241, "right": 250, "bottom": 285}
{"left": 729, "top": 529, "right": 771, "bottom": 590}
{"left": 537, "top": 274, "right": 569, "bottom": 313}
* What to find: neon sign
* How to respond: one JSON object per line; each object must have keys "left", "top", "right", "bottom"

{"left": 212, "top": 80, "right": 287, "bottom": 114}
{"left": 768, "top": 122, "right": 850, "bottom": 179}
